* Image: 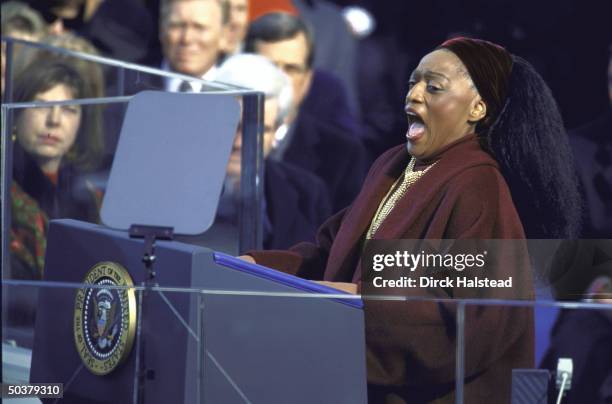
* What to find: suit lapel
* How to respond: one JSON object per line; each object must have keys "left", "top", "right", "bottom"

{"left": 285, "top": 112, "right": 323, "bottom": 173}
{"left": 265, "top": 163, "right": 300, "bottom": 247}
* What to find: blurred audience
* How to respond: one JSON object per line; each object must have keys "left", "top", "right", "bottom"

{"left": 293, "top": 0, "right": 359, "bottom": 115}
{"left": 1, "top": 1, "right": 46, "bottom": 99}
{"left": 220, "top": 0, "right": 249, "bottom": 58}
{"left": 29, "top": 0, "right": 90, "bottom": 35}
{"left": 245, "top": 13, "right": 312, "bottom": 123}
{"left": 159, "top": 0, "right": 227, "bottom": 91}
{"left": 2, "top": 0, "right": 610, "bottom": 250}
{"left": 248, "top": 0, "right": 296, "bottom": 20}
{"left": 216, "top": 53, "right": 332, "bottom": 248}
{"left": 39, "top": 33, "right": 105, "bottom": 97}
{"left": 568, "top": 49, "right": 612, "bottom": 238}
{"left": 1, "top": 1, "right": 46, "bottom": 41}
{"left": 25, "top": 0, "right": 154, "bottom": 63}
{"left": 9, "top": 59, "right": 103, "bottom": 281}
{"left": 245, "top": 12, "right": 366, "bottom": 212}
{"left": 541, "top": 240, "right": 612, "bottom": 404}
{"left": 251, "top": 0, "right": 360, "bottom": 114}
{"left": 13, "top": 32, "right": 105, "bottom": 98}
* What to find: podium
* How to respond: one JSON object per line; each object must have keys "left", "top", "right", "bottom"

{"left": 9, "top": 75, "right": 366, "bottom": 402}
{"left": 29, "top": 219, "right": 367, "bottom": 403}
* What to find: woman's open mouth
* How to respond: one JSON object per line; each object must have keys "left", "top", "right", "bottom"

{"left": 406, "top": 108, "right": 426, "bottom": 141}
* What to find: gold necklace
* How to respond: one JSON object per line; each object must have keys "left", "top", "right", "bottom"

{"left": 366, "top": 158, "right": 435, "bottom": 239}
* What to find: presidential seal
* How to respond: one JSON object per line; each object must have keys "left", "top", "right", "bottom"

{"left": 74, "top": 262, "right": 136, "bottom": 375}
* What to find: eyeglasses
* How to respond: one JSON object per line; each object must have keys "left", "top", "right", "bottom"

{"left": 38, "top": 7, "right": 83, "bottom": 31}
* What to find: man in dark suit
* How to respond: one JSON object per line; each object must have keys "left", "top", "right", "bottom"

{"left": 158, "top": 0, "right": 226, "bottom": 90}
{"left": 263, "top": 158, "right": 331, "bottom": 249}
{"left": 216, "top": 53, "right": 332, "bottom": 250}
{"left": 541, "top": 240, "right": 612, "bottom": 404}
{"left": 569, "top": 109, "right": 612, "bottom": 238}
{"left": 245, "top": 12, "right": 367, "bottom": 212}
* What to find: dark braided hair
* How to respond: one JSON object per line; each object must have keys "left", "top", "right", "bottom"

{"left": 439, "top": 37, "right": 582, "bottom": 238}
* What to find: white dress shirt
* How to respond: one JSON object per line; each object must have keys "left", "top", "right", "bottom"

{"left": 162, "top": 60, "right": 218, "bottom": 92}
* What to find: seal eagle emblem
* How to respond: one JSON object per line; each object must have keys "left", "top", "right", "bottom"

{"left": 74, "top": 262, "right": 136, "bottom": 375}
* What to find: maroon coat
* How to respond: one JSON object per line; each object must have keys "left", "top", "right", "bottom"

{"left": 250, "top": 135, "right": 534, "bottom": 403}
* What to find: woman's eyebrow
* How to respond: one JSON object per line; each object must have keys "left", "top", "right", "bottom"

{"left": 409, "top": 69, "right": 450, "bottom": 82}
{"left": 423, "top": 70, "right": 450, "bottom": 82}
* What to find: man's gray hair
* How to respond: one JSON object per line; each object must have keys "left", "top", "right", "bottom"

{"left": 160, "top": 0, "right": 229, "bottom": 26}
{"left": 216, "top": 53, "right": 293, "bottom": 125}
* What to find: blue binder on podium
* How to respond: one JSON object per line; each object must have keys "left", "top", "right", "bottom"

{"left": 29, "top": 92, "right": 367, "bottom": 403}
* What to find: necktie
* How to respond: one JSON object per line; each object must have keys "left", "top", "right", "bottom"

{"left": 178, "top": 80, "right": 193, "bottom": 92}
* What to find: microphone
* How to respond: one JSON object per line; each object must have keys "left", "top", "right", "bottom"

{"left": 555, "top": 358, "right": 573, "bottom": 404}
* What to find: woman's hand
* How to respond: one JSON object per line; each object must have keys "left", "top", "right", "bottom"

{"left": 237, "top": 255, "right": 256, "bottom": 264}
{"left": 314, "top": 281, "right": 358, "bottom": 294}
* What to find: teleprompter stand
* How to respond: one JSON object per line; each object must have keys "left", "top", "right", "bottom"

{"left": 129, "top": 224, "right": 174, "bottom": 404}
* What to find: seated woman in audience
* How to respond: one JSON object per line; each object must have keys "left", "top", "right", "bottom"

{"left": 9, "top": 59, "right": 103, "bottom": 280}
{"left": 28, "top": 33, "right": 113, "bottom": 159}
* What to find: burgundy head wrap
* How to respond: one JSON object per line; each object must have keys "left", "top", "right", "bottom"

{"left": 437, "top": 37, "right": 513, "bottom": 133}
